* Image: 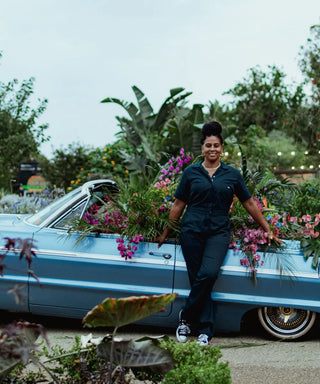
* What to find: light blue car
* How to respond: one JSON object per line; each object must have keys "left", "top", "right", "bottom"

{"left": 1, "top": 180, "right": 319, "bottom": 340}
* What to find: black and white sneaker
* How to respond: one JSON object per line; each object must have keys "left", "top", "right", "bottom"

{"left": 197, "top": 334, "right": 209, "bottom": 346}
{"left": 176, "top": 311, "right": 191, "bottom": 343}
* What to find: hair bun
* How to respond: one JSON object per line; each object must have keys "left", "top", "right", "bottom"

{"left": 202, "top": 121, "right": 222, "bottom": 136}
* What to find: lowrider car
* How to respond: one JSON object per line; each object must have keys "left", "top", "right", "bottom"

{"left": 1, "top": 179, "right": 319, "bottom": 340}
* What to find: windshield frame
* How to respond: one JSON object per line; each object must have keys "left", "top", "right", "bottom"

{"left": 25, "top": 187, "right": 83, "bottom": 227}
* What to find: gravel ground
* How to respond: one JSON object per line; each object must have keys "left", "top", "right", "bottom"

{"left": 2, "top": 312, "right": 320, "bottom": 384}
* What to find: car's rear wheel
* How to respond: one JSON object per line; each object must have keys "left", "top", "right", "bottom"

{"left": 258, "top": 307, "right": 316, "bottom": 339}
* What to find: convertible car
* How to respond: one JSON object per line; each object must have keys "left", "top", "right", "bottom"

{"left": 1, "top": 179, "right": 319, "bottom": 340}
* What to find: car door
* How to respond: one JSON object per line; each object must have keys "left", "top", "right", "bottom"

{"left": 0, "top": 218, "right": 31, "bottom": 312}
{"left": 29, "top": 215, "right": 176, "bottom": 320}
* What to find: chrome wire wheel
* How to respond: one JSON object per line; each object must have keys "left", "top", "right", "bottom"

{"left": 258, "top": 307, "right": 316, "bottom": 340}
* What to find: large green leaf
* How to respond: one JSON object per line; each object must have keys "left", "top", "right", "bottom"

{"left": 154, "top": 91, "right": 192, "bottom": 132}
{"left": 132, "top": 85, "right": 153, "bottom": 118}
{"left": 170, "top": 87, "right": 185, "bottom": 97}
{"left": 83, "top": 293, "right": 177, "bottom": 329}
{"left": 96, "top": 337, "right": 174, "bottom": 371}
{"left": 100, "top": 97, "right": 138, "bottom": 120}
{"left": 190, "top": 104, "right": 204, "bottom": 125}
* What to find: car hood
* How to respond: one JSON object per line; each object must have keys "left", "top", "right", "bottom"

{"left": 0, "top": 214, "right": 31, "bottom": 229}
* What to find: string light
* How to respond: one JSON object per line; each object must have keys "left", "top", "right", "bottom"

{"left": 277, "top": 152, "right": 282, "bottom": 156}
{"left": 291, "top": 151, "right": 295, "bottom": 155}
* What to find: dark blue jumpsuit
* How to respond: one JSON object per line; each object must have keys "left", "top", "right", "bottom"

{"left": 174, "top": 161, "right": 252, "bottom": 337}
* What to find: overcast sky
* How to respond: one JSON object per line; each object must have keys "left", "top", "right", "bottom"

{"left": 1, "top": 0, "right": 320, "bottom": 158}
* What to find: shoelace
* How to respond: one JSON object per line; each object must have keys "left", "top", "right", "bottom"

{"left": 178, "top": 323, "right": 190, "bottom": 335}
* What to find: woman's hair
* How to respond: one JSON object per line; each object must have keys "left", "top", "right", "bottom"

{"left": 200, "top": 121, "right": 224, "bottom": 145}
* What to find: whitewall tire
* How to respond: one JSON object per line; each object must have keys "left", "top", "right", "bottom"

{"left": 258, "top": 307, "right": 316, "bottom": 340}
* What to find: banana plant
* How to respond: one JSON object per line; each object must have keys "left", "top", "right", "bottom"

{"left": 101, "top": 86, "right": 192, "bottom": 187}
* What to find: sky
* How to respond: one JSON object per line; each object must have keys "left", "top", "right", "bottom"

{"left": 1, "top": 0, "right": 320, "bottom": 159}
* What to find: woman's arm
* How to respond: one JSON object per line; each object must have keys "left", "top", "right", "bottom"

{"left": 242, "top": 197, "right": 282, "bottom": 244}
{"left": 157, "top": 198, "right": 186, "bottom": 248}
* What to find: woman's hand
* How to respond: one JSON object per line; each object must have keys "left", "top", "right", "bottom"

{"left": 267, "top": 232, "right": 282, "bottom": 246}
{"left": 156, "top": 234, "right": 167, "bottom": 248}
{"left": 156, "top": 198, "right": 186, "bottom": 248}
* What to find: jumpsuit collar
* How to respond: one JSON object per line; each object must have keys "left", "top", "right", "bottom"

{"left": 195, "top": 161, "right": 227, "bottom": 177}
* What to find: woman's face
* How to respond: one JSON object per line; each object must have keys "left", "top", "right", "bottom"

{"left": 202, "top": 135, "right": 223, "bottom": 163}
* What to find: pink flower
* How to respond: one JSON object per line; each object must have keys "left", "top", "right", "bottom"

{"left": 302, "top": 214, "right": 312, "bottom": 223}
{"left": 254, "top": 254, "right": 261, "bottom": 262}
{"left": 240, "top": 258, "right": 250, "bottom": 266}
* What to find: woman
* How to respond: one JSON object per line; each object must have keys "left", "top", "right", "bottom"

{"left": 157, "top": 121, "right": 281, "bottom": 346}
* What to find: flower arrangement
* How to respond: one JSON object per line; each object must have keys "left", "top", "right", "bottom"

{"left": 72, "top": 148, "right": 320, "bottom": 279}
{"left": 73, "top": 149, "right": 193, "bottom": 260}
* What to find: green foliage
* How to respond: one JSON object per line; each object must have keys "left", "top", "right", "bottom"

{"left": 67, "top": 141, "right": 128, "bottom": 190}
{"left": 41, "top": 335, "right": 100, "bottom": 382}
{"left": 40, "top": 142, "right": 90, "bottom": 190}
{"left": 280, "top": 179, "right": 320, "bottom": 217}
{"left": 299, "top": 23, "right": 320, "bottom": 97}
{"left": 259, "top": 130, "right": 306, "bottom": 169}
{"left": 295, "top": 23, "right": 320, "bottom": 158}
{"left": 160, "top": 339, "right": 231, "bottom": 384}
{"left": 101, "top": 86, "right": 193, "bottom": 186}
{"left": 162, "top": 103, "right": 204, "bottom": 156}
{"left": 0, "top": 60, "right": 49, "bottom": 190}
{"left": 224, "top": 65, "right": 297, "bottom": 135}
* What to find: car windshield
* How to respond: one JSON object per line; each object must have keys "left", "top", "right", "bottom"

{"left": 26, "top": 188, "right": 83, "bottom": 226}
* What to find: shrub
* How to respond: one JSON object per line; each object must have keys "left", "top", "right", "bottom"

{"left": 160, "top": 339, "right": 231, "bottom": 384}
{"left": 284, "top": 179, "right": 320, "bottom": 216}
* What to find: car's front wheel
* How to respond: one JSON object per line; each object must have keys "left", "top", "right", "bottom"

{"left": 258, "top": 307, "right": 317, "bottom": 339}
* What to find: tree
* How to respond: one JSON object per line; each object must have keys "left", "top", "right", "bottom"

{"left": 40, "top": 143, "right": 89, "bottom": 190}
{"left": 224, "top": 65, "right": 301, "bottom": 137}
{"left": 0, "top": 55, "right": 49, "bottom": 190}
{"left": 293, "top": 23, "right": 320, "bottom": 161}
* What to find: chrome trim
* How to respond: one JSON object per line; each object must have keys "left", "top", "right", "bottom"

{"left": 220, "top": 265, "right": 318, "bottom": 279}
{"left": 36, "top": 249, "right": 175, "bottom": 267}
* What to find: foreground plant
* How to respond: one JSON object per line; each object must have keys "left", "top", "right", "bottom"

{"left": 82, "top": 294, "right": 177, "bottom": 383}
{"left": 0, "top": 237, "right": 48, "bottom": 383}
{"left": 0, "top": 322, "right": 46, "bottom": 383}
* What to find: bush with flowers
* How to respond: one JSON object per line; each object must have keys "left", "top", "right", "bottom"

{"left": 230, "top": 184, "right": 320, "bottom": 280}
{"left": 72, "top": 149, "right": 193, "bottom": 260}
{"left": 68, "top": 142, "right": 129, "bottom": 191}
{"left": 72, "top": 147, "right": 320, "bottom": 280}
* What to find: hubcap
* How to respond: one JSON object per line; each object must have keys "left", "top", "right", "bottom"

{"left": 265, "top": 307, "right": 308, "bottom": 330}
